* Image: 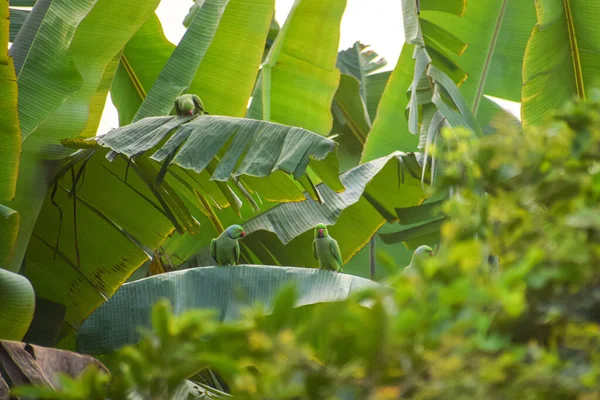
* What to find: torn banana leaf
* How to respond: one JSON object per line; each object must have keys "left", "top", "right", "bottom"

{"left": 61, "top": 115, "right": 344, "bottom": 227}
{"left": 175, "top": 152, "right": 427, "bottom": 272}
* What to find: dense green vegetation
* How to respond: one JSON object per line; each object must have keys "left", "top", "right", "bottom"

{"left": 15, "top": 95, "right": 600, "bottom": 399}
{"left": 2, "top": 0, "right": 600, "bottom": 398}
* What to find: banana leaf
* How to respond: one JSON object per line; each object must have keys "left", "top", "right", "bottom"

{"left": 522, "top": 0, "right": 600, "bottom": 126}
{"left": 361, "top": 0, "right": 536, "bottom": 163}
{"left": 0, "top": 0, "right": 21, "bottom": 266}
{"left": 176, "top": 152, "right": 427, "bottom": 278}
{"left": 77, "top": 266, "right": 379, "bottom": 355}
{"left": 248, "top": 0, "right": 346, "bottom": 135}
{"left": 7, "top": 0, "right": 162, "bottom": 273}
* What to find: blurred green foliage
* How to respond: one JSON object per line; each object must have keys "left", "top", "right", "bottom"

{"left": 13, "top": 96, "right": 600, "bottom": 399}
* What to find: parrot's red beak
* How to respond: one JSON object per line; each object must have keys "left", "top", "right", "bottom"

{"left": 318, "top": 228, "right": 324, "bottom": 237}
{"left": 188, "top": 110, "right": 194, "bottom": 116}
{"left": 240, "top": 231, "right": 246, "bottom": 238}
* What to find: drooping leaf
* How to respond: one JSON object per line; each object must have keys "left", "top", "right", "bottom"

{"left": 78, "top": 115, "right": 342, "bottom": 186}
{"left": 28, "top": 149, "right": 176, "bottom": 342}
{"left": 362, "top": 0, "right": 536, "bottom": 162}
{"left": 419, "top": 0, "right": 535, "bottom": 131}
{"left": 522, "top": 0, "right": 600, "bottom": 126}
{"left": 77, "top": 265, "right": 379, "bottom": 355}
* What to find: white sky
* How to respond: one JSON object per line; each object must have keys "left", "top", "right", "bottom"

{"left": 97, "top": 0, "right": 520, "bottom": 135}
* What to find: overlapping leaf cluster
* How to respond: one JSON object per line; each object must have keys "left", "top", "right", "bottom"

{"left": 16, "top": 95, "right": 600, "bottom": 399}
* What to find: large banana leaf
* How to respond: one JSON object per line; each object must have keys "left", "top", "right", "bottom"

{"left": 522, "top": 0, "right": 600, "bottom": 126}
{"left": 7, "top": 0, "right": 162, "bottom": 272}
{"left": 361, "top": 0, "right": 536, "bottom": 163}
{"left": 248, "top": 0, "right": 346, "bottom": 135}
{"left": 27, "top": 151, "right": 175, "bottom": 334}
{"left": 84, "top": 115, "right": 341, "bottom": 187}
{"left": 77, "top": 266, "right": 379, "bottom": 355}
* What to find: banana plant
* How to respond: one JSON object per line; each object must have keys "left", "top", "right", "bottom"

{"left": 362, "top": 0, "right": 537, "bottom": 164}
{"left": 521, "top": 0, "right": 600, "bottom": 126}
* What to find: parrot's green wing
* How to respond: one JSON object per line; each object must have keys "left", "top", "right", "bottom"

{"left": 312, "top": 240, "right": 318, "bottom": 260}
{"left": 210, "top": 239, "right": 217, "bottom": 263}
{"left": 234, "top": 241, "right": 240, "bottom": 263}
{"left": 192, "top": 94, "right": 205, "bottom": 114}
{"left": 330, "top": 238, "right": 343, "bottom": 270}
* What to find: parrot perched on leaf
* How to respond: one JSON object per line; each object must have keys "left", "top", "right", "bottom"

{"left": 174, "top": 94, "right": 205, "bottom": 116}
{"left": 210, "top": 225, "right": 245, "bottom": 266}
{"left": 403, "top": 245, "right": 434, "bottom": 276}
{"left": 312, "top": 223, "right": 343, "bottom": 272}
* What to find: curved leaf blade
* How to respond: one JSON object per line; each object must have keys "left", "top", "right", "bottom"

{"left": 187, "top": 0, "right": 275, "bottom": 117}
{"left": 77, "top": 265, "right": 379, "bottom": 354}
{"left": 250, "top": 0, "right": 346, "bottom": 135}
{"left": 93, "top": 115, "right": 339, "bottom": 183}
{"left": 522, "top": 0, "right": 600, "bottom": 126}
{"left": 1, "top": 0, "right": 21, "bottom": 268}
{"left": 8, "top": 0, "right": 162, "bottom": 272}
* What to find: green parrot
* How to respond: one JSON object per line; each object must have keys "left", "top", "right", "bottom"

{"left": 174, "top": 94, "right": 205, "bottom": 116}
{"left": 312, "top": 223, "right": 343, "bottom": 272}
{"left": 403, "top": 245, "right": 434, "bottom": 276}
{"left": 210, "top": 225, "right": 246, "bottom": 266}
